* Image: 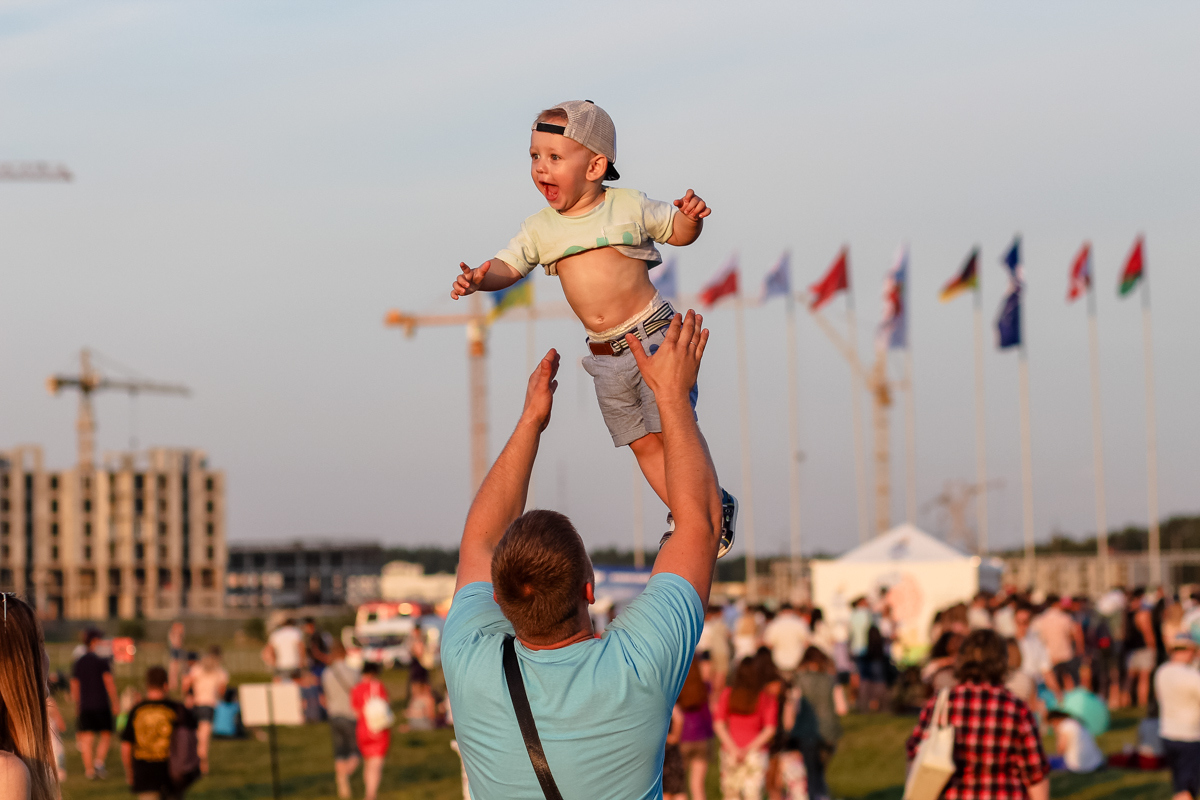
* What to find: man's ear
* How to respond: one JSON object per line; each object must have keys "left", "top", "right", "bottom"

{"left": 493, "top": 591, "right": 499, "bottom": 605}
{"left": 585, "top": 582, "right": 596, "bottom": 605}
{"left": 586, "top": 153, "right": 608, "bottom": 182}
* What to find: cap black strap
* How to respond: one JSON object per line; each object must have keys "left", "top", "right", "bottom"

{"left": 502, "top": 635, "right": 563, "bottom": 800}
{"left": 534, "top": 123, "right": 566, "bottom": 135}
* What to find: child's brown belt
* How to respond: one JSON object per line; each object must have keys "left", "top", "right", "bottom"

{"left": 586, "top": 303, "right": 675, "bottom": 356}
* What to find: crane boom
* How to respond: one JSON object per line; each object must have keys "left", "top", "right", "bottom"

{"left": 47, "top": 349, "right": 190, "bottom": 468}
{"left": 0, "top": 161, "right": 73, "bottom": 181}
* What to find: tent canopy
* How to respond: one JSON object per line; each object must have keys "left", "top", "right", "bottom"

{"left": 834, "top": 523, "right": 973, "bottom": 564}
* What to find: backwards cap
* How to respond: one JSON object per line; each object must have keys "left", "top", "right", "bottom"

{"left": 533, "top": 100, "right": 620, "bottom": 181}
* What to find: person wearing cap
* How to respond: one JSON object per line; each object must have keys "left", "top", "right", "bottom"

{"left": 449, "top": 99, "right": 738, "bottom": 558}
{"left": 1154, "top": 632, "right": 1200, "bottom": 800}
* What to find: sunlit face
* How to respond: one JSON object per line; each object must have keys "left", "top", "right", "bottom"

{"left": 529, "top": 129, "right": 606, "bottom": 212}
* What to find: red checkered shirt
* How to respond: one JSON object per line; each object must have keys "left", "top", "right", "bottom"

{"left": 905, "top": 683, "right": 1048, "bottom": 800}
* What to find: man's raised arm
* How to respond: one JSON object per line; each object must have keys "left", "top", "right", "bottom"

{"left": 627, "top": 311, "right": 723, "bottom": 605}
{"left": 454, "top": 349, "right": 560, "bottom": 593}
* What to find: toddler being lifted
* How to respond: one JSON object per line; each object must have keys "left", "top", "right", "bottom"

{"left": 450, "top": 100, "right": 736, "bottom": 555}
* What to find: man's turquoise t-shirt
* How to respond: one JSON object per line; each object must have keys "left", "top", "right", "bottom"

{"left": 442, "top": 573, "right": 703, "bottom": 800}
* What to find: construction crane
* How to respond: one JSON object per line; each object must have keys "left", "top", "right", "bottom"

{"left": 47, "top": 349, "right": 190, "bottom": 470}
{"left": 0, "top": 162, "right": 73, "bottom": 182}
{"left": 807, "top": 308, "right": 899, "bottom": 537}
{"left": 384, "top": 294, "right": 575, "bottom": 491}
{"left": 922, "top": 479, "right": 1004, "bottom": 553}
{"left": 385, "top": 296, "right": 492, "bottom": 490}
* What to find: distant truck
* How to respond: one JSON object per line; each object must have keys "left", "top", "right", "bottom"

{"left": 342, "top": 600, "right": 429, "bottom": 670}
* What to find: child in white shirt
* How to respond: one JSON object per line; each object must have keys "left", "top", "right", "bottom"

{"left": 451, "top": 100, "right": 736, "bottom": 553}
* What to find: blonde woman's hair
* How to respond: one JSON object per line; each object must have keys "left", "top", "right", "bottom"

{"left": 0, "top": 595, "right": 60, "bottom": 800}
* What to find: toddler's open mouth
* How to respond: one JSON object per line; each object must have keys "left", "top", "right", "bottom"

{"left": 540, "top": 181, "right": 559, "bottom": 202}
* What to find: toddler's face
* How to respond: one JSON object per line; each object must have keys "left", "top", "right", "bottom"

{"left": 529, "top": 129, "right": 604, "bottom": 212}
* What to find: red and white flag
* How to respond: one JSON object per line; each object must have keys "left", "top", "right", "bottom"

{"left": 809, "top": 247, "right": 850, "bottom": 310}
{"left": 699, "top": 258, "right": 739, "bottom": 306}
{"left": 1067, "top": 242, "right": 1091, "bottom": 302}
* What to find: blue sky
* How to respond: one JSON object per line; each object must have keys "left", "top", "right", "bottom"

{"left": 2, "top": 0, "right": 1198, "bottom": 556}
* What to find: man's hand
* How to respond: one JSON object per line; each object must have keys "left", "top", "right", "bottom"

{"left": 625, "top": 311, "right": 708, "bottom": 403}
{"left": 520, "top": 349, "right": 560, "bottom": 432}
{"left": 673, "top": 190, "right": 711, "bottom": 222}
{"left": 451, "top": 261, "right": 492, "bottom": 300}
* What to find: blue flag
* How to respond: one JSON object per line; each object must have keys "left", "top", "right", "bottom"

{"left": 761, "top": 252, "right": 791, "bottom": 301}
{"left": 996, "top": 287, "right": 1021, "bottom": 348}
{"left": 877, "top": 246, "right": 908, "bottom": 351}
{"left": 996, "top": 236, "right": 1023, "bottom": 349}
{"left": 651, "top": 258, "right": 677, "bottom": 301}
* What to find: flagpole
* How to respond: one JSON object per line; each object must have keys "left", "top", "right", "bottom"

{"left": 1141, "top": 278, "right": 1161, "bottom": 587}
{"left": 903, "top": 349, "right": 918, "bottom": 523}
{"left": 784, "top": 291, "right": 804, "bottom": 583}
{"left": 972, "top": 287, "right": 989, "bottom": 556}
{"left": 632, "top": 462, "right": 645, "bottom": 569}
{"left": 847, "top": 292, "right": 871, "bottom": 542}
{"left": 1085, "top": 284, "right": 1109, "bottom": 589}
{"left": 734, "top": 293, "right": 758, "bottom": 601}
{"left": 1018, "top": 344, "right": 1035, "bottom": 575}
{"left": 526, "top": 296, "right": 537, "bottom": 508}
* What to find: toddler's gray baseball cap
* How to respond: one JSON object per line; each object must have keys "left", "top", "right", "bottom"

{"left": 533, "top": 99, "right": 620, "bottom": 181}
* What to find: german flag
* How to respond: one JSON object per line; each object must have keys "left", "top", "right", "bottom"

{"left": 939, "top": 248, "right": 979, "bottom": 302}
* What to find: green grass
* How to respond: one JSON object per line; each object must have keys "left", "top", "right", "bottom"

{"left": 56, "top": 671, "right": 1174, "bottom": 800}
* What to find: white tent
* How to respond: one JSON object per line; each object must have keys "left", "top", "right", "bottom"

{"left": 810, "top": 524, "right": 1003, "bottom": 653}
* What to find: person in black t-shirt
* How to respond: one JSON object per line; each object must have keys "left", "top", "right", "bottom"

{"left": 121, "top": 666, "right": 196, "bottom": 800}
{"left": 71, "top": 629, "right": 118, "bottom": 780}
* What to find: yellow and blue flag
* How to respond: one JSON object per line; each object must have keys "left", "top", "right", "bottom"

{"left": 488, "top": 276, "right": 533, "bottom": 323}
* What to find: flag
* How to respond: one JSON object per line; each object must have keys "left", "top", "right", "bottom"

{"left": 699, "top": 258, "right": 739, "bottom": 306}
{"left": 1118, "top": 235, "right": 1145, "bottom": 297}
{"left": 809, "top": 248, "right": 849, "bottom": 310}
{"left": 761, "top": 252, "right": 791, "bottom": 302}
{"left": 939, "top": 248, "right": 979, "bottom": 302}
{"left": 877, "top": 245, "right": 908, "bottom": 351}
{"left": 487, "top": 275, "right": 533, "bottom": 323}
{"left": 996, "top": 289, "right": 1021, "bottom": 349}
{"left": 651, "top": 258, "right": 678, "bottom": 301}
{"left": 1002, "top": 236, "right": 1022, "bottom": 281}
{"left": 1067, "top": 242, "right": 1091, "bottom": 302}
{"left": 996, "top": 236, "right": 1023, "bottom": 349}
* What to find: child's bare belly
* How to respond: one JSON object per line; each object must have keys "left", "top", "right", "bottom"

{"left": 556, "top": 248, "right": 659, "bottom": 334}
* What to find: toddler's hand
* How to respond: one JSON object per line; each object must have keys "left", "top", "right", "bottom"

{"left": 673, "top": 190, "right": 711, "bottom": 222}
{"left": 451, "top": 261, "right": 491, "bottom": 300}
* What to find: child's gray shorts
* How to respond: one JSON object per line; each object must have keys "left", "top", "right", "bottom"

{"left": 581, "top": 326, "right": 699, "bottom": 447}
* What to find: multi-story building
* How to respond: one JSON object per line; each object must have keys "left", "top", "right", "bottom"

{"left": 0, "top": 446, "right": 226, "bottom": 620}
{"left": 225, "top": 541, "right": 384, "bottom": 608}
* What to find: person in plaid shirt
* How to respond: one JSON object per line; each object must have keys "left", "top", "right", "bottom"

{"left": 906, "top": 630, "right": 1050, "bottom": 800}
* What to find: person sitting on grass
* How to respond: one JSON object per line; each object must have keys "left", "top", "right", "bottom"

{"left": 1045, "top": 710, "right": 1104, "bottom": 774}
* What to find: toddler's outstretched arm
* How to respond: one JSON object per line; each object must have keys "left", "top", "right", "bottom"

{"left": 450, "top": 259, "right": 523, "bottom": 299}
{"left": 666, "top": 189, "right": 711, "bottom": 247}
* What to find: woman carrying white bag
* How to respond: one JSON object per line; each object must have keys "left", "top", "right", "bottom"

{"left": 904, "top": 630, "right": 1050, "bottom": 800}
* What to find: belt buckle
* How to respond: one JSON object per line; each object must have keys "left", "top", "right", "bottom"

{"left": 588, "top": 341, "right": 615, "bottom": 357}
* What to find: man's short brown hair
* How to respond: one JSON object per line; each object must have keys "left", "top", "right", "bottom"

{"left": 491, "top": 510, "right": 592, "bottom": 644}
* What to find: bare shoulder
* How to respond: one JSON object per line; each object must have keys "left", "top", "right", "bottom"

{"left": 0, "top": 751, "right": 31, "bottom": 800}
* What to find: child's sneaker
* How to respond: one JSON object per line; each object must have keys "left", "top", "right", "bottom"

{"left": 717, "top": 489, "right": 738, "bottom": 558}
{"left": 658, "top": 512, "right": 675, "bottom": 550}
{"left": 658, "top": 489, "right": 738, "bottom": 558}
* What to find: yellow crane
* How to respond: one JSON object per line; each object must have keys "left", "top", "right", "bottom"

{"left": 384, "top": 295, "right": 573, "bottom": 491}
{"left": 47, "top": 349, "right": 190, "bottom": 469}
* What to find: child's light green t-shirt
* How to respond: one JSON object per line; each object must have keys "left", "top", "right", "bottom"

{"left": 495, "top": 187, "right": 676, "bottom": 277}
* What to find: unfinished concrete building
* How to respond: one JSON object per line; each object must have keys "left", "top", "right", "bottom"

{"left": 0, "top": 446, "right": 225, "bottom": 620}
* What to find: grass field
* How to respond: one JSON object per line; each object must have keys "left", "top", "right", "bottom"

{"left": 54, "top": 666, "right": 1174, "bottom": 800}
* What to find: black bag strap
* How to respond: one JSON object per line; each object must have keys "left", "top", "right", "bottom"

{"left": 502, "top": 634, "right": 563, "bottom": 800}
